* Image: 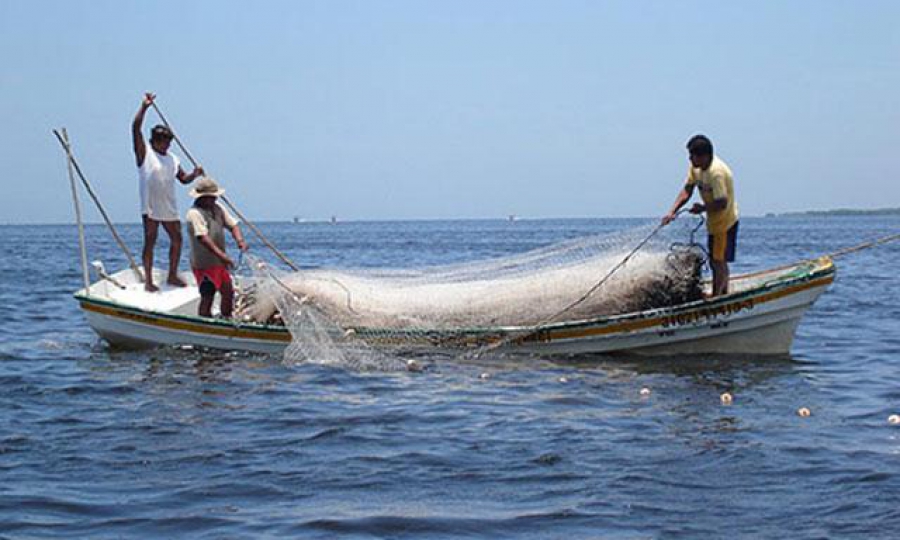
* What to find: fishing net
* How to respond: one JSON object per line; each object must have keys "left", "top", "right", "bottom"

{"left": 236, "top": 220, "right": 704, "bottom": 366}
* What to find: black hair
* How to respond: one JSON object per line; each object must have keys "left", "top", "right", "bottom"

{"left": 150, "top": 124, "right": 174, "bottom": 142}
{"left": 686, "top": 134, "right": 714, "bottom": 157}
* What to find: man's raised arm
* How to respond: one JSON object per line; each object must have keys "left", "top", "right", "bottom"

{"left": 132, "top": 92, "right": 155, "bottom": 167}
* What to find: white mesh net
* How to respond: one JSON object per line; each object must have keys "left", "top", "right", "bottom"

{"left": 236, "top": 220, "right": 704, "bottom": 367}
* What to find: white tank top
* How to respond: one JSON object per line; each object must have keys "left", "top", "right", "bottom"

{"left": 138, "top": 143, "right": 181, "bottom": 221}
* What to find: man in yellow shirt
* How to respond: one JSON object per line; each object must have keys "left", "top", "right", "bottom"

{"left": 662, "top": 135, "right": 739, "bottom": 297}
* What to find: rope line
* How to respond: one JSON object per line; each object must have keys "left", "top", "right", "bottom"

{"left": 53, "top": 129, "right": 144, "bottom": 281}
{"left": 827, "top": 232, "right": 900, "bottom": 259}
{"left": 470, "top": 211, "right": 689, "bottom": 356}
{"left": 148, "top": 100, "right": 301, "bottom": 272}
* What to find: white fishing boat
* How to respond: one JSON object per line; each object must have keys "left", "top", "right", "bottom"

{"left": 74, "top": 256, "right": 835, "bottom": 355}
{"left": 55, "top": 125, "right": 842, "bottom": 357}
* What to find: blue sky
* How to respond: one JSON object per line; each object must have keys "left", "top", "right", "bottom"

{"left": 1, "top": 0, "right": 898, "bottom": 223}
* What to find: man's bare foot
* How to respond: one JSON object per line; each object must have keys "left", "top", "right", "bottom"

{"left": 145, "top": 282, "right": 160, "bottom": 293}
{"left": 167, "top": 275, "right": 188, "bottom": 287}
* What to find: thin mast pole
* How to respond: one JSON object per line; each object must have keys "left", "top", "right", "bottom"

{"left": 148, "top": 101, "right": 301, "bottom": 271}
{"left": 52, "top": 129, "right": 144, "bottom": 281}
{"left": 62, "top": 128, "right": 91, "bottom": 291}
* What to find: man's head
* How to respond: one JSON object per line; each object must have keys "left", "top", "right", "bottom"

{"left": 686, "top": 134, "right": 714, "bottom": 170}
{"left": 149, "top": 124, "right": 174, "bottom": 153}
{"left": 190, "top": 176, "right": 225, "bottom": 209}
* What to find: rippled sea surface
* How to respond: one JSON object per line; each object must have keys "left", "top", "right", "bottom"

{"left": 1, "top": 216, "right": 899, "bottom": 539}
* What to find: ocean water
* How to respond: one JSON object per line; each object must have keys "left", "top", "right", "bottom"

{"left": 1, "top": 216, "right": 898, "bottom": 539}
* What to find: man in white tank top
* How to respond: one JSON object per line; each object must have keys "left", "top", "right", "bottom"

{"left": 132, "top": 93, "right": 204, "bottom": 292}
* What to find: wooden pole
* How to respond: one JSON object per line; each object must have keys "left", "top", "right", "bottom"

{"left": 62, "top": 128, "right": 91, "bottom": 291}
{"left": 52, "top": 129, "right": 144, "bottom": 281}
{"left": 219, "top": 195, "right": 299, "bottom": 271}
{"left": 148, "top": 101, "right": 300, "bottom": 271}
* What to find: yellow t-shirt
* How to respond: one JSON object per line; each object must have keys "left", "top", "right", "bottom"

{"left": 685, "top": 156, "right": 739, "bottom": 234}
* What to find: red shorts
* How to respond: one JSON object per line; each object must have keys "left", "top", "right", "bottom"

{"left": 193, "top": 265, "right": 232, "bottom": 293}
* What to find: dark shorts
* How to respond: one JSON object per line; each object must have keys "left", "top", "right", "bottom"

{"left": 708, "top": 221, "right": 739, "bottom": 262}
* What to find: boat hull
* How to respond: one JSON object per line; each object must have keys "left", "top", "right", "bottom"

{"left": 80, "top": 299, "right": 291, "bottom": 354}
{"left": 513, "top": 278, "right": 829, "bottom": 355}
{"left": 76, "top": 257, "right": 835, "bottom": 357}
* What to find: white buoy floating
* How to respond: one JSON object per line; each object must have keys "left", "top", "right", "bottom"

{"left": 479, "top": 372, "right": 491, "bottom": 380}
{"left": 639, "top": 387, "right": 651, "bottom": 397}
{"left": 720, "top": 392, "right": 733, "bottom": 405}
{"left": 798, "top": 407, "right": 812, "bottom": 418}
{"left": 558, "top": 376, "right": 568, "bottom": 384}
{"left": 888, "top": 414, "right": 900, "bottom": 425}
{"left": 406, "top": 359, "right": 423, "bottom": 373}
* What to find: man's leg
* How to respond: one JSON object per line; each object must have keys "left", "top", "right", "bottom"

{"left": 708, "top": 230, "right": 729, "bottom": 297}
{"left": 711, "top": 259, "right": 729, "bottom": 296}
{"left": 708, "top": 222, "right": 737, "bottom": 297}
{"left": 161, "top": 220, "right": 187, "bottom": 287}
{"left": 220, "top": 279, "right": 234, "bottom": 318}
{"left": 198, "top": 278, "right": 215, "bottom": 317}
{"left": 141, "top": 215, "right": 160, "bottom": 292}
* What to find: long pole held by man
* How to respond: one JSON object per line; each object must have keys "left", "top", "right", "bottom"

{"left": 132, "top": 93, "right": 205, "bottom": 292}
{"left": 662, "top": 135, "right": 740, "bottom": 297}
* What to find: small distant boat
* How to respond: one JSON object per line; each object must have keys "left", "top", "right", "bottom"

{"left": 74, "top": 256, "right": 835, "bottom": 355}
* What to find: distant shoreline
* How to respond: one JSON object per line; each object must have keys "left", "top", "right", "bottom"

{"left": 767, "top": 207, "right": 900, "bottom": 217}
{"left": 5, "top": 210, "right": 899, "bottom": 226}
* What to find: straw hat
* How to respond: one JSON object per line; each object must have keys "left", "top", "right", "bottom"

{"left": 189, "top": 176, "right": 225, "bottom": 199}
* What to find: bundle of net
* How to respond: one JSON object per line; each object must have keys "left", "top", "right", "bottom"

{"left": 236, "top": 220, "right": 705, "bottom": 356}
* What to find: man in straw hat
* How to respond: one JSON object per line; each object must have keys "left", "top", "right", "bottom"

{"left": 132, "top": 92, "right": 205, "bottom": 292}
{"left": 186, "top": 177, "right": 248, "bottom": 318}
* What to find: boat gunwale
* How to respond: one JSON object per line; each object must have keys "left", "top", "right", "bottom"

{"left": 517, "top": 256, "right": 835, "bottom": 333}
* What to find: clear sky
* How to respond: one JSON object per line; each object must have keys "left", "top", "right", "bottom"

{"left": 2, "top": 0, "right": 898, "bottom": 223}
